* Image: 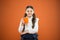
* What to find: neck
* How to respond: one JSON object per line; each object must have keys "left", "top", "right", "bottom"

{"left": 28, "top": 16, "right": 32, "bottom": 18}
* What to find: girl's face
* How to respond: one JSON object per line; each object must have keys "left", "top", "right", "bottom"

{"left": 25, "top": 8, "right": 34, "bottom": 17}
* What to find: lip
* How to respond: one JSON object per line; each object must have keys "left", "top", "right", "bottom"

{"left": 28, "top": 13, "right": 31, "bottom": 14}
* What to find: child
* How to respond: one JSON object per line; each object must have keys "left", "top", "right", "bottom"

{"left": 18, "top": 6, "right": 39, "bottom": 40}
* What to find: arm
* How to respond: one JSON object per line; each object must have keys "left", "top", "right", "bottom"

{"left": 18, "top": 18, "right": 29, "bottom": 34}
{"left": 18, "top": 18, "right": 24, "bottom": 33}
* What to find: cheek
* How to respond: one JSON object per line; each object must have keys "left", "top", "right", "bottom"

{"left": 26, "top": 11, "right": 28, "bottom": 14}
{"left": 26, "top": 11, "right": 32, "bottom": 15}
{"left": 25, "top": 11, "right": 34, "bottom": 15}
{"left": 32, "top": 11, "right": 34, "bottom": 14}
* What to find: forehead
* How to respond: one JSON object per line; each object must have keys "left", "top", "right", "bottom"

{"left": 26, "top": 8, "right": 33, "bottom": 11}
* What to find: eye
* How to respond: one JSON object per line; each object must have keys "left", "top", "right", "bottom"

{"left": 27, "top": 10, "right": 29, "bottom": 12}
{"left": 30, "top": 10, "right": 32, "bottom": 12}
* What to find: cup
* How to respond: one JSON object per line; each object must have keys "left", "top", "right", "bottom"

{"left": 24, "top": 17, "right": 28, "bottom": 24}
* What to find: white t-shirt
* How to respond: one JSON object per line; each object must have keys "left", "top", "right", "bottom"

{"left": 18, "top": 16, "right": 39, "bottom": 34}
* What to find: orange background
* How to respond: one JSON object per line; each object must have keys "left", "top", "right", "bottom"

{"left": 1, "top": 0, "right": 60, "bottom": 40}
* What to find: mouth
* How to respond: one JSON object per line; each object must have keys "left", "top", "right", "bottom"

{"left": 28, "top": 13, "right": 31, "bottom": 15}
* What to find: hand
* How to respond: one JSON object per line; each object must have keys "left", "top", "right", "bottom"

{"left": 21, "top": 30, "right": 29, "bottom": 35}
{"left": 25, "top": 30, "right": 29, "bottom": 33}
{"left": 22, "top": 18, "right": 28, "bottom": 25}
{"left": 21, "top": 18, "right": 25, "bottom": 26}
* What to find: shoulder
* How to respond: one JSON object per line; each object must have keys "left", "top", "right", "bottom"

{"left": 36, "top": 17, "right": 39, "bottom": 21}
{"left": 20, "top": 18, "right": 24, "bottom": 21}
{"left": 21, "top": 18, "right": 23, "bottom": 20}
{"left": 35, "top": 18, "right": 39, "bottom": 22}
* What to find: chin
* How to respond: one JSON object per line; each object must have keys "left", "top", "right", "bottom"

{"left": 28, "top": 15, "right": 32, "bottom": 17}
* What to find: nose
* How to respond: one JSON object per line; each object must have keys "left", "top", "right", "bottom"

{"left": 28, "top": 13, "right": 31, "bottom": 14}
{"left": 28, "top": 11, "right": 32, "bottom": 13}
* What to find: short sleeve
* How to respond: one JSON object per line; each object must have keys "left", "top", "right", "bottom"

{"left": 18, "top": 18, "right": 24, "bottom": 33}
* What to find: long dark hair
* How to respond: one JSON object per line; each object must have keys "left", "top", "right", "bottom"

{"left": 22, "top": 6, "right": 36, "bottom": 32}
